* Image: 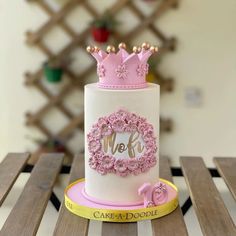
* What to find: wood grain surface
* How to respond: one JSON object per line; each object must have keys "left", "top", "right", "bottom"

{"left": 214, "top": 157, "right": 236, "bottom": 201}
{"left": 0, "top": 153, "right": 63, "bottom": 236}
{"left": 151, "top": 156, "right": 188, "bottom": 236}
{"left": 180, "top": 156, "right": 236, "bottom": 236}
{"left": 0, "top": 153, "right": 30, "bottom": 206}
{"left": 53, "top": 155, "right": 89, "bottom": 236}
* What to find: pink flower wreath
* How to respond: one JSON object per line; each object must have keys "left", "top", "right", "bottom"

{"left": 87, "top": 109, "right": 157, "bottom": 177}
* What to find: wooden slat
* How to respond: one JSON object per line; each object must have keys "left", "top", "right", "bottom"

{"left": 151, "top": 156, "right": 188, "bottom": 236}
{"left": 0, "top": 153, "right": 64, "bottom": 236}
{"left": 53, "top": 155, "right": 89, "bottom": 236}
{"left": 102, "top": 222, "right": 137, "bottom": 236}
{"left": 214, "top": 157, "right": 236, "bottom": 201}
{"left": 180, "top": 157, "right": 236, "bottom": 236}
{"left": 0, "top": 153, "right": 30, "bottom": 206}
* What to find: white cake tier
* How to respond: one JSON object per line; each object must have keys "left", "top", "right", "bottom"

{"left": 84, "top": 83, "right": 160, "bottom": 204}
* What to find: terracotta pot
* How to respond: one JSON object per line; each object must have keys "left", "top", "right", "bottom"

{"left": 43, "top": 63, "right": 63, "bottom": 83}
{"left": 91, "top": 27, "right": 110, "bottom": 43}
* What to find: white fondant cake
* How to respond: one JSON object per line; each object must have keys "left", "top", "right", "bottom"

{"left": 64, "top": 43, "right": 178, "bottom": 222}
{"left": 84, "top": 83, "right": 160, "bottom": 204}
{"left": 82, "top": 42, "right": 166, "bottom": 208}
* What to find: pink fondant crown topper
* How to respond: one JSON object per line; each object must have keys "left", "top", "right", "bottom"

{"left": 87, "top": 42, "right": 158, "bottom": 89}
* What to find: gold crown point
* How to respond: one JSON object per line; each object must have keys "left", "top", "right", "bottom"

{"left": 132, "top": 46, "right": 139, "bottom": 54}
{"left": 142, "top": 42, "right": 150, "bottom": 50}
{"left": 94, "top": 46, "right": 100, "bottom": 53}
{"left": 86, "top": 46, "right": 95, "bottom": 53}
{"left": 106, "top": 45, "right": 116, "bottom": 53}
{"left": 118, "top": 42, "right": 126, "bottom": 49}
{"left": 150, "top": 46, "right": 158, "bottom": 53}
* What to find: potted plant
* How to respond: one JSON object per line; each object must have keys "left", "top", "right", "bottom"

{"left": 90, "top": 13, "right": 118, "bottom": 43}
{"left": 43, "top": 57, "right": 71, "bottom": 83}
{"left": 146, "top": 56, "right": 160, "bottom": 83}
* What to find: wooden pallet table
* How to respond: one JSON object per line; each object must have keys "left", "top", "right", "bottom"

{"left": 0, "top": 153, "right": 236, "bottom": 236}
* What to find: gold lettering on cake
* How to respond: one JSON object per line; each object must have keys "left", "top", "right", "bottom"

{"left": 127, "top": 132, "right": 145, "bottom": 158}
{"left": 103, "top": 132, "right": 145, "bottom": 158}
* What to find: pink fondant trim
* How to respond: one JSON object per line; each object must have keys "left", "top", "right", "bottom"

{"left": 82, "top": 187, "right": 143, "bottom": 207}
{"left": 97, "top": 82, "right": 147, "bottom": 90}
{"left": 65, "top": 178, "right": 178, "bottom": 212}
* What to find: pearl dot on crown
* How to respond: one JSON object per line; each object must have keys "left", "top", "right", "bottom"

{"left": 86, "top": 46, "right": 94, "bottom": 53}
{"left": 106, "top": 45, "right": 116, "bottom": 53}
{"left": 150, "top": 46, "right": 158, "bottom": 53}
{"left": 142, "top": 42, "right": 150, "bottom": 50}
{"left": 133, "top": 46, "right": 139, "bottom": 54}
{"left": 94, "top": 46, "right": 100, "bottom": 53}
{"left": 118, "top": 42, "right": 126, "bottom": 49}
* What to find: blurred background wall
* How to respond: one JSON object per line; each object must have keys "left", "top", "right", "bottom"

{"left": 0, "top": 0, "right": 236, "bottom": 166}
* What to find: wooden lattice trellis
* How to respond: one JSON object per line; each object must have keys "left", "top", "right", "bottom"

{"left": 25, "top": 0, "right": 179, "bottom": 164}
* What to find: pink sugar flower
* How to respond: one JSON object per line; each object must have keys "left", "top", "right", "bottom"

{"left": 88, "top": 156, "right": 98, "bottom": 169}
{"left": 116, "top": 109, "right": 128, "bottom": 120}
{"left": 125, "top": 120, "right": 137, "bottom": 132}
{"left": 116, "top": 64, "right": 128, "bottom": 80}
{"left": 88, "top": 139, "right": 101, "bottom": 153}
{"left": 145, "top": 64, "right": 149, "bottom": 74}
{"left": 90, "top": 127, "right": 101, "bottom": 138}
{"left": 100, "top": 123, "right": 112, "bottom": 136}
{"left": 143, "top": 127, "right": 154, "bottom": 137}
{"left": 107, "top": 168, "right": 116, "bottom": 174}
{"left": 118, "top": 170, "right": 129, "bottom": 177}
{"left": 111, "top": 119, "right": 126, "bottom": 132}
{"left": 87, "top": 133, "right": 94, "bottom": 141}
{"left": 137, "top": 63, "right": 149, "bottom": 77}
{"left": 138, "top": 159, "right": 149, "bottom": 173}
{"left": 128, "top": 113, "right": 139, "bottom": 123}
{"left": 114, "top": 159, "right": 127, "bottom": 173}
{"left": 97, "top": 64, "right": 106, "bottom": 77}
{"left": 97, "top": 117, "right": 108, "bottom": 126}
{"left": 97, "top": 165, "right": 107, "bottom": 175}
{"left": 108, "top": 113, "right": 117, "bottom": 123}
{"left": 145, "top": 155, "right": 157, "bottom": 167}
{"left": 137, "top": 117, "right": 146, "bottom": 125}
{"left": 138, "top": 123, "right": 147, "bottom": 134}
{"left": 101, "top": 155, "right": 115, "bottom": 169}
{"left": 133, "top": 168, "right": 142, "bottom": 175}
{"left": 93, "top": 151, "right": 103, "bottom": 161}
{"left": 127, "top": 159, "right": 139, "bottom": 171}
{"left": 146, "top": 140, "right": 156, "bottom": 149}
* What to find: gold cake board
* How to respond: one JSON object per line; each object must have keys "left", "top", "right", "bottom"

{"left": 64, "top": 178, "right": 179, "bottom": 222}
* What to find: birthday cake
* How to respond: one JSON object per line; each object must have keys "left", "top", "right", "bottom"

{"left": 64, "top": 43, "right": 178, "bottom": 222}
{"left": 85, "top": 42, "right": 164, "bottom": 206}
